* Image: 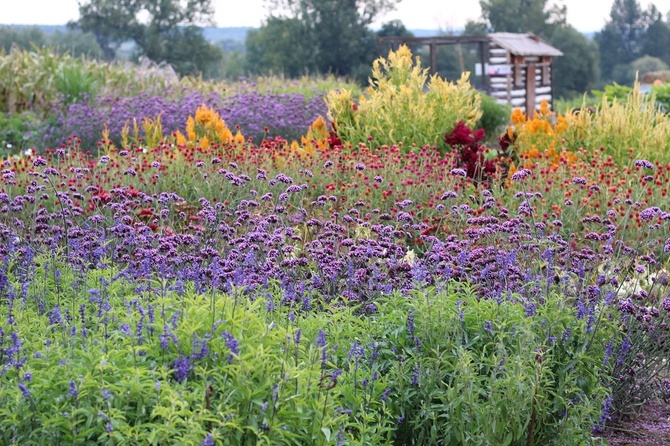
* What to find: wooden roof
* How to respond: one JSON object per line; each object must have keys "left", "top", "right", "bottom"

{"left": 489, "top": 33, "right": 563, "bottom": 57}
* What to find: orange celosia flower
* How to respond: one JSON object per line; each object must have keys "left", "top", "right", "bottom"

{"left": 539, "top": 99, "right": 551, "bottom": 117}
{"left": 186, "top": 116, "right": 196, "bottom": 141}
{"left": 219, "top": 127, "right": 233, "bottom": 144}
{"left": 175, "top": 131, "right": 187, "bottom": 146}
{"left": 511, "top": 108, "right": 526, "bottom": 125}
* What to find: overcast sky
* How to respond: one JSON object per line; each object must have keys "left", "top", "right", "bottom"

{"left": 2, "top": 0, "right": 670, "bottom": 33}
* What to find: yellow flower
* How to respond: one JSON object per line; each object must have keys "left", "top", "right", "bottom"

{"left": 234, "top": 131, "right": 245, "bottom": 146}
{"left": 274, "top": 154, "right": 286, "bottom": 170}
{"left": 310, "top": 115, "right": 328, "bottom": 134}
{"left": 554, "top": 114, "right": 569, "bottom": 135}
{"left": 511, "top": 108, "right": 526, "bottom": 125}
{"left": 200, "top": 136, "right": 210, "bottom": 149}
{"left": 175, "top": 130, "right": 187, "bottom": 146}
{"left": 186, "top": 116, "right": 196, "bottom": 141}
{"left": 219, "top": 127, "right": 233, "bottom": 144}
{"left": 195, "top": 104, "right": 216, "bottom": 125}
{"left": 539, "top": 99, "right": 551, "bottom": 117}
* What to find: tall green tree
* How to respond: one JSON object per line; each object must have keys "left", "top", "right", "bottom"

{"left": 72, "top": 0, "right": 222, "bottom": 76}
{"left": 0, "top": 26, "right": 46, "bottom": 53}
{"left": 546, "top": 26, "right": 600, "bottom": 98}
{"left": 594, "top": 0, "right": 660, "bottom": 81}
{"left": 245, "top": 16, "right": 316, "bottom": 77}
{"left": 376, "top": 19, "right": 414, "bottom": 38}
{"left": 479, "top": 0, "right": 567, "bottom": 34}
{"left": 640, "top": 5, "right": 670, "bottom": 64}
{"left": 248, "top": 0, "right": 400, "bottom": 79}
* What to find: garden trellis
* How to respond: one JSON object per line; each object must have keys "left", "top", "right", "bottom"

{"left": 378, "top": 32, "right": 563, "bottom": 113}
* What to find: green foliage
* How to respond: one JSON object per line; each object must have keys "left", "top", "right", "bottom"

{"left": 651, "top": 82, "right": 670, "bottom": 113}
{"left": 0, "top": 111, "right": 39, "bottom": 157}
{"left": 48, "top": 29, "right": 104, "bottom": 59}
{"left": 563, "top": 82, "right": 670, "bottom": 163}
{"left": 387, "top": 283, "right": 615, "bottom": 446}
{"left": 245, "top": 17, "right": 317, "bottom": 78}
{"left": 591, "top": 82, "right": 634, "bottom": 102}
{"left": 326, "top": 45, "right": 482, "bottom": 152}
{"left": 476, "top": 93, "right": 511, "bottom": 140}
{"left": 376, "top": 20, "right": 414, "bottom": 38}
{"left": 0, "top": 47, "right": 179, "bottom": 116}
{"left": 640, "top": 9, "right": 670, "bottom": 63}
{"left": 140, "top": 26, "right": 224, "bottom": 78}
{"left": 479, "top": 0, "right": 567, "bottom": 34}
{"left": 548, "top": 25, "right": 600, "bottom": 99}
{"left": 0, "top": 26, "right": 47, "bottom": 53}
{"left": 595, "top": 0, "right": 663, "bottom": 83}
{"left": 248, "top": 0, "right": 398, "bottom": 80}
{"left": 53, "top": 60, "right": 100, "bottom": 105}
{"left": 0, "top": 254, "right": 614, "bottom": 444}
{"left": 73, "top": 0, "right": 220, "bottom": 77}
{"left": 620, "top": 56, "right": 669, "bottom": 85}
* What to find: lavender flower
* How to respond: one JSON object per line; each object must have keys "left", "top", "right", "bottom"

{"left": 18, "top": 383, "right": 31, "bottom": 399}
{"left": 68, "top": 380, "right": 79, "bottom": 398}
{"left": 221, "top": 331, "right": 240, "bottom": 362}
{"left": 173, "top": 355, "right": 193, "bottom": 383}
{"left": 634, "top": 159, "right": 654, "bottom": 170}
{"left": 200, "top": 434, "right": 215, "bottom": 446}
{"left": 510, "top": 169, "right": 532, "bottom": 181}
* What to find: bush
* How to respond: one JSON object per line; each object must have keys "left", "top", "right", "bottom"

{"left": 0, "top": 250, "right": 615, "bottom": 445}
{"left": 326, "top": 45, "right": 482, "bottom": 152}
{"left": 476, "top": 93, "right": 511, "bottom": 142}
{"left": 383, "top": 283, "right": 615, "bottom": 446}
{"left": 0, "top": 111, "right": 39, "bottom": 157}
{"left": 511, "top": 83, "right": 670, "bottom": 166}
{"left": 565, "top": 83, "right": 670, "bottom": 164}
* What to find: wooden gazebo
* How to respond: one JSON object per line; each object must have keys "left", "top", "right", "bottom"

{"left": 377, "top": 32, "right": 563, "bottom": 113}
{"left": 487, "top": 33, "right": 563, "bottom": 112}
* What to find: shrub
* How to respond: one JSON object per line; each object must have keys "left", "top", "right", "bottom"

{"left": 0, "top": 111, "right": 39, "bottom": 157}
{"left": 476, "top": 93, "right": 511, "bottom": 142}
{"left": 564, "top": 83, "right": 670, "bottom": 164}
{"left": 0, "top": 250, "right": 615, "bottom": 445}
{"left": 326, "top": 44, "right": 482, "bottom": 152}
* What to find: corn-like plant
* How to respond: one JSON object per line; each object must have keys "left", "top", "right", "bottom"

{"left": 562, "top": 82, "right": 670, "bottom": 164}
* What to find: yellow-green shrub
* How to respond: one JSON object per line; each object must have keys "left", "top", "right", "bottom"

{"left": 326, "top": 45, "right": 481, "bottom": 152}
{"left": 562, "top": 83, "right": 670, "bottom": 164}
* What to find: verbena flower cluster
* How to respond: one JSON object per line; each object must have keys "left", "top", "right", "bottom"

{"left": 31, "top": 89, "right": 328, "bottom": 151}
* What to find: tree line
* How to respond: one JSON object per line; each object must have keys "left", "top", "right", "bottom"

{"left": 2, "top": 0, "right": 669, "bottom": 99}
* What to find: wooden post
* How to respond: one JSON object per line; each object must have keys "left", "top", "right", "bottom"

{"left": 540, "top": 56, "right": 550, "bottom": 85}
{"left": 430, "top": 41, "right": 437, "bottom": 76}
{"left": 479, "top": 41, "right": 489, "bottom": 93}
{"left": 514, "top": 56, "right": 525, "bottom": 88}
{"left": 525, "top": 63, "right": 536, "bottom": 114}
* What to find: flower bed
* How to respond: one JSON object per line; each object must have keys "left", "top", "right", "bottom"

{"left": 2, "top": 46, "right": 670, "bottom": 444}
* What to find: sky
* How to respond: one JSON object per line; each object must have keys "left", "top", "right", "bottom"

{"left": 2, "top": 0, "right": 670, "bottom": 33}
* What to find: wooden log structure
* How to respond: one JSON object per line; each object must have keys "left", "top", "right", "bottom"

{"left": 377, "top": 32, "right": 563, "bottom": 114}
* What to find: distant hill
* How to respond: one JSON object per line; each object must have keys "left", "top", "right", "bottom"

{"left": 202, "top": 27, "right": 251, "bottom": 42}
{"left": 3, "top": 24, "right": 68, "bottom": 35}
